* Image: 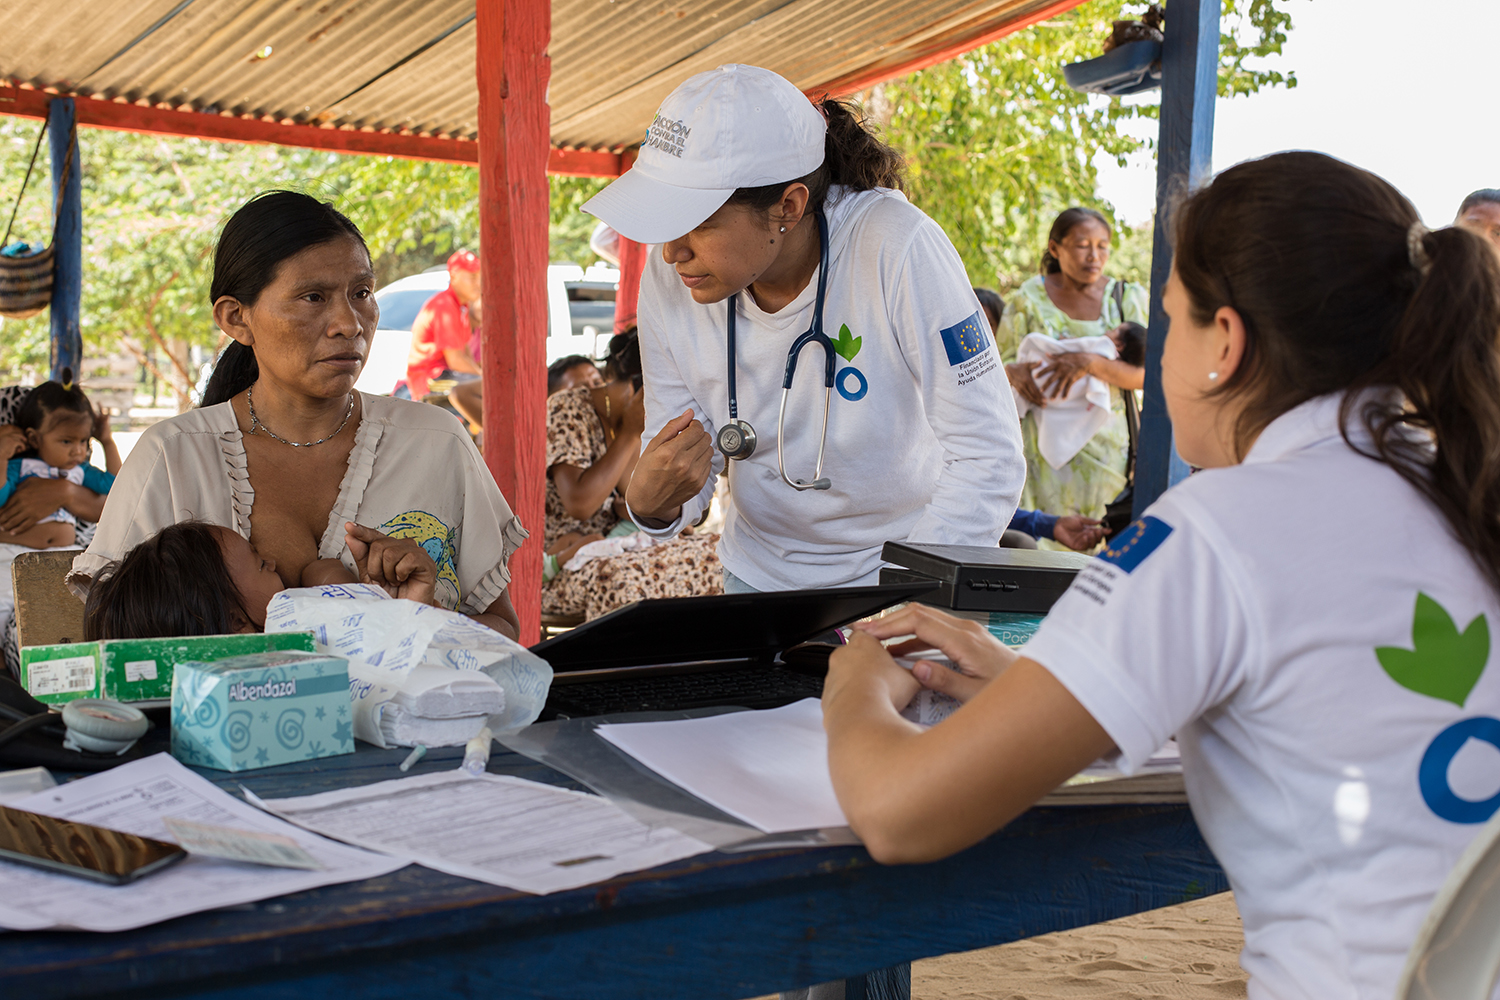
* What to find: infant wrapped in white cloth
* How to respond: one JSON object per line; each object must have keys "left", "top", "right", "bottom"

{"left": 563, "top": 531, "right": 661, "bottom": 572}
{"left": 1011, "top": 332, "right": 1118, "bottom": 471}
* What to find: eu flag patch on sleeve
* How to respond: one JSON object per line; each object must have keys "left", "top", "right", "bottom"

{"left": 1097, "top": 516, "right": 1174, "bottom": 573}
{"left": 939, "top": 310, "right": 991, "bottom": 367}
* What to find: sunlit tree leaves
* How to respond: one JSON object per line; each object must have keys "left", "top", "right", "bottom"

{"left": 876, "top": 0, "right": 1296, "bottom": 292}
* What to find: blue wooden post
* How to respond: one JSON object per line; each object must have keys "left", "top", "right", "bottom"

{"left": 49, "top": 98, "right": 82, "bottom": 383}
{"left": 1133, "top": 0, "right": 1219, "bottom": 518}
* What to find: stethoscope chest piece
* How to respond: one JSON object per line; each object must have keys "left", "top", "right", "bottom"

{"left": 716, "top": 419, "right": 757, "bottom": 460}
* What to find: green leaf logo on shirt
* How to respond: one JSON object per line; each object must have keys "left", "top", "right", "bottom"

{"left": 833, "top": 323, "right": 862, "bottom": 362}
{"left": 1377, "top": 592, "right": 1490, "bottom": 707}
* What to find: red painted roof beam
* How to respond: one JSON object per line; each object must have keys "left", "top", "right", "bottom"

{"left": 816, "top": 0, "right": 1089, "bottom": 96}
{"left": 0, "top": 82, "right": 626, "bottom": 176}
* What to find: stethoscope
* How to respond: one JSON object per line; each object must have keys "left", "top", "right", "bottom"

{"left": 714, "top": 209, "right": 834, "bottom": 492}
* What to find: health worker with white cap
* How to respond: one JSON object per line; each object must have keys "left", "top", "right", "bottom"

{"left": 584, "top": 64, "right": 1026, "bottom": 594}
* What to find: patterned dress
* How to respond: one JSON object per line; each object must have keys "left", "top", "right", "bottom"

{"left": 542, "top": 386, "right": 722, "bottom": 621}
{"left": 997, "top": 275, "right": 1148, "bottom": 522}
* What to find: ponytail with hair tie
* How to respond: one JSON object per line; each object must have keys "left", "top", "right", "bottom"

{"left": 1363, "top": 220, "right": 1500, "bottom": 593}
{"left": 1407, "top": 222, "right": 1432, "bottom": 276}
{"left": 728, "top": 97, "right": 905, "bottom": 215}
{"left": 1171, "top": 151, "right": 1500, "bottom": 595}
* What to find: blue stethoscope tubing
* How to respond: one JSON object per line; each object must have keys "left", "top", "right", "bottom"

{"left": 721, "top": 209, "right": 835, "bottom": 491}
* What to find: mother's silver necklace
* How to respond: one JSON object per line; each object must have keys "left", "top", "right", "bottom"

{"left": 246, "top": 386, "right": 355, "bottom": 448}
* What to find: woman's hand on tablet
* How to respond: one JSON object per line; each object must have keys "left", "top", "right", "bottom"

{"left": 850, "top": 604, "right": 1018, "bottom": 703}
{"left": 824, "top": 603, "right": 1114, "bottom": 865}
{"left": 823, "top": 631, "right": 923, "bottom": 717}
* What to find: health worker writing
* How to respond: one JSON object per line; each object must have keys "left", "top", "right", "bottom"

{"left": 583, "top": 64, "right": 1026, "bottom": 593}
{"left": 820, "top": 152, "right": 1500, "bottom": 1000}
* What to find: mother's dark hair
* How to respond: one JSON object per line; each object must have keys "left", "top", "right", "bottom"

{"left": 1175, "top": 151, "right": 1500, "bottom": 591}
{"left": 201, "top": 191, "right": 369, "bottom": 407}
{"left": 727, "top": 98, "right": 905, "bottom": 215}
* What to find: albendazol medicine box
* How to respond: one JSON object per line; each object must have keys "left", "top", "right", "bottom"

{"left": 20, "top": 632, "right": 317, "bottom": 707}
{"left": 171, "top": 650, "right": 353, "bottom": 772}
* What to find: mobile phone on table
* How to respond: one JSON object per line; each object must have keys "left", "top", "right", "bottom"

{"left": 0, "top": 803, "right": 186, "bottom": 884}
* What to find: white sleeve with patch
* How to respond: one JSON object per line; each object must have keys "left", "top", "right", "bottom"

{"left": 629, "top": 257, "right": 723, "bottom": 537}
{"left": 886, "top": 219, "right": 1025, "bottom": 545}
{"left": 1021, "top": 500, "right": 1257, "bottom": 773}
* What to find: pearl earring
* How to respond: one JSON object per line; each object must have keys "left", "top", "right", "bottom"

{"left": 1208, "top": 372, "right": 1219, "bottom": 381}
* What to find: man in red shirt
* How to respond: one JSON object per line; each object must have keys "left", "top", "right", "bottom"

{"left": 404, "top": 250, "right": 481, "bottom": 399}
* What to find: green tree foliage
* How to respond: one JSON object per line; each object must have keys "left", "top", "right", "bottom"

{"left": 550, "top": 176, "right": 610, "bottom": 268}
{"left": 0, "top": 121, "right": 600, "bottom": 387}
{"left": 0, "top": 124, "right": 334, "bottom": 397}
{"left": 876, "top": 0, "right": 1296, "bottom": 293}
{"left": 327, "top": 155, "right": 480, "bottom": 287}
{"left": 0, "top": 0, "right": 1292, "bottom": 384}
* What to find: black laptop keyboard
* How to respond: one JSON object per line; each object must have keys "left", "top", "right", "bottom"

{"left": 547, "top": 667, "right": 823, "bottom": 718}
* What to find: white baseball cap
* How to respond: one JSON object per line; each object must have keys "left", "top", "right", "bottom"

{"left": 581, "top": 64, "right": 827, "bottom": 244}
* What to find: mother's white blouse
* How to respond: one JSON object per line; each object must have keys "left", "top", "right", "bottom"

{"left": 70, "top": 393, "right": 526, "bottom": 615}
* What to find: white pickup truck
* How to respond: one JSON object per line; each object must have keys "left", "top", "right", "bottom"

{"left": 355, "top": 263, "right": 620, "bottom": 396}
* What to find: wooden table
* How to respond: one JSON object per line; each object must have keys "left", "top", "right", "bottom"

{"left": 1, "top": 741, "right": 1225, "bottom": 1000}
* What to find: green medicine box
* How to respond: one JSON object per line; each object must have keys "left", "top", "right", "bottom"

{"left": 19, "top": 632, "right": 317, "bottom": 707}
{"left": 171, "top": 650, "right": 353, "bottom": 772}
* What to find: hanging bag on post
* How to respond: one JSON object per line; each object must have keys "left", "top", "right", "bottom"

{"left": 0, "top": 120, "right": 65, "bottom": 321}
{"left": 1101, "top": 279, "right": 1140, "bottom": 540}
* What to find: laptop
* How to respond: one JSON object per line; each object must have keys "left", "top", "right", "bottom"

{"left": 530, "top": 581, "right": 937, "bottom": 719}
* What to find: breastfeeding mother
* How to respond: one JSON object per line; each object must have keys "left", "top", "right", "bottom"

{"left": 69, "top": 191, "right": 525, "bottom": 639}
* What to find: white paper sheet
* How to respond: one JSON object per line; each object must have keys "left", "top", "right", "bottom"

{"left": 1078, "top": 739, "right": 1183, "bottom": 779}
{"left": 252, "top": 770, "right": 713, "bottom": 895}
{"left": 0, "top": 754, "right": 407, "bottom": 932}
{"left": 597, "top": 699, "right": 848, "bottom": 834}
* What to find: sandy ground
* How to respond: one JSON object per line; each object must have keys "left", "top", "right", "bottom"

{"left": 746, "top": 893, "right": 1247, "bottom": 1000}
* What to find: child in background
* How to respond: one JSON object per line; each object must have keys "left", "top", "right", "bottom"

{"left": 973, "top": 287, "right": 1005, "bottom": 335}
{"left": 0, "top": 373, "right": 119, "bottom": 550}
{"left": 542, "top": 530, "right": 605, "bottom": 586}
{"left": 83, "top": 520, "right": 440, "bottom": 639}
{"left": 1108, "top": 320, "right": 1146, "bottom": 367}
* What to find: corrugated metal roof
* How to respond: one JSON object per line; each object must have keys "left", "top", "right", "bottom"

{"left": 0, "top": 0, "right": 1068, "bottom": 150}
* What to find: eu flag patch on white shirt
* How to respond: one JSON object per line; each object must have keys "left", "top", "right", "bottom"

{"left": 940, "top": 310, "right": 990, "bottom": 367}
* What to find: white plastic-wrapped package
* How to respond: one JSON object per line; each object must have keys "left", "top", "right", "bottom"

{"left": 264, "top": 585, "right": 553, "bottom": 747}
{"left": 378, "top": 706, "right": 489, "bottom": 747}
{"left": 393, "top": 664, "right": 505, "bottom": 718}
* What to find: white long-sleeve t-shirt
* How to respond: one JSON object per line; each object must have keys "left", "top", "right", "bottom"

{"left": 632, "top": 186, "right": 1025, "bottom": 591}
